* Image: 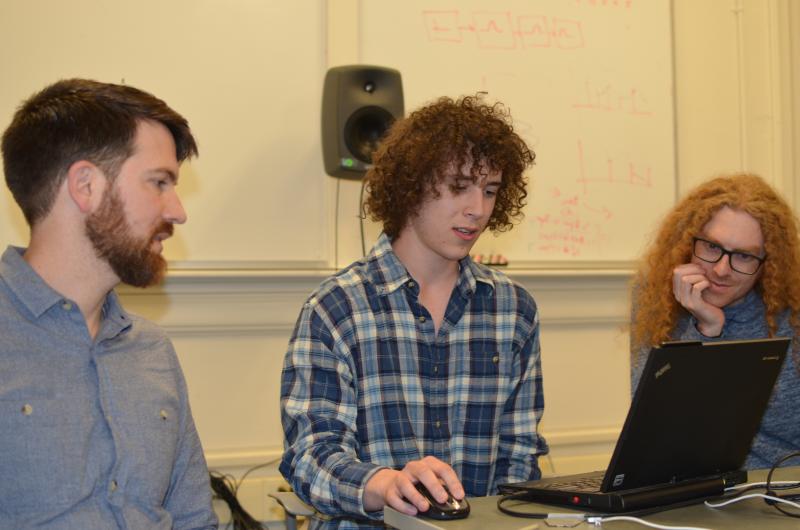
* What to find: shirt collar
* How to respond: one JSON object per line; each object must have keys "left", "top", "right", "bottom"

{"left": 1, "top": 246, "right": 65, "bottom": 318}
{"left": 365, "top": 234, "right": 495, "bottom": 297}
{"left": 0, "top": 245, "right": 132, "bottom": 334}
{"left": 461, "top": 254, "right": 496, "bottom": 296}
{"left": 100, "top": 290, "right": 133, "bottom": 336}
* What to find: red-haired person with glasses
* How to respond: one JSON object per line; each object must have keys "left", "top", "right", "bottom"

{"left": 630, "top": 173, "right": 800, "bottom": 470}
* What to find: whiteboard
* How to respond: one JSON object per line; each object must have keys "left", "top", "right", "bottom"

{"left": 359, "top": 0, "right": 676, "bottom": 266}
{"left": 0, "top": 0, "right": 329, "bottom": 268}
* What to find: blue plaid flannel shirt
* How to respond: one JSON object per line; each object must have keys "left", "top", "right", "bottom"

{"left": 280, "top": 234, "right": 548, "bottom": 529}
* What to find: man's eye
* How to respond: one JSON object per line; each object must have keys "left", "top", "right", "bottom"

{"left": 152, "top": 179, "right": 169, "bottom": 191}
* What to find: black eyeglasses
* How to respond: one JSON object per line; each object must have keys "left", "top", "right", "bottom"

{"left": 692, "top": 237, "right": 766, "bottom": 275}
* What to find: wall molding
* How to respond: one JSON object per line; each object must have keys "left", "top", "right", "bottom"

{"left": 119, "top": 267, "right": 634, "bottom": 292}
{"left": 117, "top": 268, "right": 634, "bottom": 341}
{"left": 204, "top": 424, "right": 618, "bottom": 478}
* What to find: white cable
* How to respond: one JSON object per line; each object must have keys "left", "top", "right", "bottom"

{"left": 705, "top": 492, "right": 800, "bottom": 510}
{"left": 724, "top": 480, "right": 800, "bottom": 492}
{"left": 585, "top": 515, "right": 711, "bottom": 530}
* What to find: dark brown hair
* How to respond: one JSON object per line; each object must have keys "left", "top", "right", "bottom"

{"left": 2, "top": 78, "right": 198, "bottom": 225}
{"left": 364, "top": 95, "right": 534, "bottom": 238}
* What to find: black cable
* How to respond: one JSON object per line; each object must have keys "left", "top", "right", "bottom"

{"left": 496, "top": 492, "right": 558, "bottom": 519}
{"left": 210, "top": 472, "right": 265, "bottom": 530}
{"left": 235, "top": 461, "right": 274, "bottom": 495}
{"left": 358, "top": 177, "right": 367, "bottom": 257}
{"left": 765, "top": 451, "right": 800, "bottom": 517}
{"left": 334, "top": 178, "right": 340, "bottom": 267}
{"left": 209, "top": 458, "right": 283, "bottom": 530}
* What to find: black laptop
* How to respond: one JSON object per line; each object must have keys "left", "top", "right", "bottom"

{"left": 499, "top": 337, "right": 789, "bottom": 512}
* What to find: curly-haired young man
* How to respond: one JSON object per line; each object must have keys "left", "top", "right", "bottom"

{"left": 631, "top": 173, "right": 800, "bottom": 469}
{"left": 280, "top": 95, "right": 548, "bottom": 529}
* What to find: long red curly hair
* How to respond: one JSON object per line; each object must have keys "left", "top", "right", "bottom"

{"left": 631, "top": 173, "right": 800, "bottom": 354}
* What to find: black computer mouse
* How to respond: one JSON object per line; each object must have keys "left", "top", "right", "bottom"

{"left": 414, "top": 482, "right": 470, "bottom": 520}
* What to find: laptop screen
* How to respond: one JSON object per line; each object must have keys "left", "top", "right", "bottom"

{"left": 602, "top": 337, "right": 789, "bottom": 492}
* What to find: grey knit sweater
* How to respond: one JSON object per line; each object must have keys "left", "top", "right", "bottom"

{"left": 631, "top": 289, "right": 799, "bottom": 469}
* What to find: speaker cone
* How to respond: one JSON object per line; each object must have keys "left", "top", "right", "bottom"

{"left": 343, "top": 106, "right": 395, "bottom": 163}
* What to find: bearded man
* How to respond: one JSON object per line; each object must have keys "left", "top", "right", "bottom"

{"left": 0, "top": 79, "right": 217, "bottom": 529}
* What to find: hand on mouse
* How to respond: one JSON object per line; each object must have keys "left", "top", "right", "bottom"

{"left": 362, "top": 455, "right": 464, "bottom": 516}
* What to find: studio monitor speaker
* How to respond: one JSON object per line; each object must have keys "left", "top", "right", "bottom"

{"left": 321, "top": 65, "right": 404, "bottom": 179}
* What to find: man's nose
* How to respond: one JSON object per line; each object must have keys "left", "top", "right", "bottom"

{"left": 164, "top": 189, "right": 187, "bottom": 225}
{"left": 464, "top": 188, "right": 487, "bottom": 218}
{"left": 713, "top": 253, "right": 732, "bottom": 275}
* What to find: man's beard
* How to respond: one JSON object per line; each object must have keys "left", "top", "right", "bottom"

{"left": 85, "top": 187, "right": 173, "bottom": 287}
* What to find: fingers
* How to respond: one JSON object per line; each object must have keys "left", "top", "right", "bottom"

{"left": 672, "top": 265, "right": 725, "bottom": 335}
{"left": 685, "top": 276, "right": 710, "bottom": 305}
{"left": 385, "top": 477, "right": 424, "bottom": 515}
{"left": 674, "top": 273, "right": 711, "bottom": 312}
{"left": 402, "top": 456, "right": 465, "bottom": 502}
{"left": 673, "top": 265, "right": 709, "bottom": 307}
{"left": 364, "top": 469, "right": 420, "bottom": 515}
{"left": 423, "top": 456, "right": 464, "bottom": 500}
{"left": 364, "top": 458, "right": 466, "bottom": 515}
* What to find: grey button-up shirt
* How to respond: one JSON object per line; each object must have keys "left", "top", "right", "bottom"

{"left": 0, "top": 246, "right": 217, "bottom": 529}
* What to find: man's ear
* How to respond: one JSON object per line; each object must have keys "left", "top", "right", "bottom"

{"left": 66, "top": 160, "right": 106, "bottom": 213}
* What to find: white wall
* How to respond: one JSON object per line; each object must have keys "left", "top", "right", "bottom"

{"left": 124, "top": 4, "right": 799, "bottom": 526}
{"left": 1, "top": 0, "right": 798, "bottom": 525}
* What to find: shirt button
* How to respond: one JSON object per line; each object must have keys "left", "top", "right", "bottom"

{"left": 21, "top": 403, "right": 33, "bottom": 416}
{"left": 492, "top": 355, "right": 500, "bottom": 364}
{"left": 110, "top": 480, "right": 118, "bottom": 492}
{"left": 435, "top": 420, "right": 441, "bottom": 428}
{"left": 160, "top": 409, "right": 168, "bottom": 420}
{"left": 433, "top": 366, "right": 439, "bottom": 374}
{"left": 418, "top": 316, "right": 426, "bottom": 323}
{"left": 408, "top": 281, "right": 416, "bottom": 288}
{"left": 61, "top": 301, "right": 72, "bottom": 311}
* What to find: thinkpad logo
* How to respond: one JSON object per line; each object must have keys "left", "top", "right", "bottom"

{"left": 654, "top": 362, "right": 671, "bottom": 379}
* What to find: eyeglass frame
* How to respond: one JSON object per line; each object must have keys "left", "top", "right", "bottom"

{"left": 692, "top": 237, "right": 766, "bottom": 275}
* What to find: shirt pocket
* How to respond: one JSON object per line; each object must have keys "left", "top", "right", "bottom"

{"left": 450, "top": 346, "right": 512, "bottom": 449}
{"left": 118, "top": 398, "right": 180, "bottom": 504}
{"left": 0, "top": 395, "right": 88, "bottom": 513}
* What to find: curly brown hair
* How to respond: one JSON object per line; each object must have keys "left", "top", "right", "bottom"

{"left": 631, "top": 173, "right": 800, "bottom": 352}
{"left": 364, "top": 95, "right": 534, "bottom": 238}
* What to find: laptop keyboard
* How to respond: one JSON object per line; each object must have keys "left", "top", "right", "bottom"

{"left": 539, "top": 476, "right": 603, "bottom": 493}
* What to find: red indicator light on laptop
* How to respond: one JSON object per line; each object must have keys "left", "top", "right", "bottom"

{"left": 572, "top": 496, "right": 580, "bottom": 504}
